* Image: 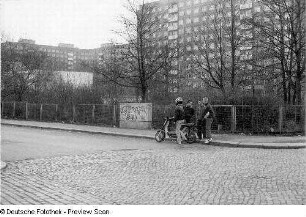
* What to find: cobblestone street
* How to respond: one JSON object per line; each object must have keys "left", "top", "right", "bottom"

{"left": 1, "top": 145, "right": 305, "bottom": 205}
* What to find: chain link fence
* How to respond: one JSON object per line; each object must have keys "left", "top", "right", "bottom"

{"left": 152, "top": 104, "right": 174, "bottom": 129}
{"left": 42, "top": 104, "right": 58, "bottom": 121}
{"left": 1, "top": 102, "right": 15, "bottom": 118}
{"left": 151, "top": 104, "right": 305, "bottom": 134}
{"left": 281, "top": 105, "right": 305, "bottom": 133}
{"left": 1, "top": 101, "right": 115, "bottom": 127}
{"left": 212, "top": 106, "right": 232, "bottom": 132}
{"left": 1, "top": 101, "right": 305, "bottom": 134}
{"left": 73, "top": 104, "right": 115, "bottom": 126}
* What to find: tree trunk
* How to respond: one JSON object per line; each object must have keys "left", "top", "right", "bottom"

{"left": 282, "top": 70, "right": 287, "bottom": 104}
{"left": 295, "top": 74, "right": 302, "bottom": 105}
{"left": 230, "top": 0, "right": 236, "bottom": 91}
{"left": 287, "top": 80, "right": 291, "bottom": 105}
{"left": 165, "top": 70, "right": 170, "bottom": 100}
{"left": 293, "top": 81, "right": 297, "bottom": 105}
{"left": 293, "top": 0, "right": 304, "bottom": 105}
{"left": 141, "top": 86, "right": 147, "bottom": 103}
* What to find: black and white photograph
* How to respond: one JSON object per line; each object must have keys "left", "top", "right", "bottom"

{"left": 0, "top": 0, "right": 305, "bottom": 212}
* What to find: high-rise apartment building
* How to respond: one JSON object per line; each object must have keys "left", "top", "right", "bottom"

{"left": 1, "top": 39, "right": 118, "bottom": 72}
{"left": 1, "top": 39, "right": 138, "bottom": 100}
{"left": 146, "top": 0, "right": 270, "bottom": 93}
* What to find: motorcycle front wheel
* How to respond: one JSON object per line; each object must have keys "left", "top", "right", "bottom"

{"left": 155, "top": 130, "right": 166, "bottom": 142}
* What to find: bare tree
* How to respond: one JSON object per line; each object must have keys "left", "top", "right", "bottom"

{"left": 93, "top": 44, "right": 128, "bottom": 102}
{"left": 1, "top": 42, "right": 54, "bottom": 101}
{"left": 190, "top": 0, "right": 246, "bottom": 97}
{"left": 247, "top": 0, "right": 305, "bottom": 104}
{"left": 92, "top": 0, "right": 176, "bottom": 102}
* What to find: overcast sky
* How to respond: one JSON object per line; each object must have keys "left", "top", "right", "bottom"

{"left": 1, "top": 0, "right": 142, "bottom": 49}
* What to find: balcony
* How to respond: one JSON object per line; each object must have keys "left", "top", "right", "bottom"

{"left": 168, "top": 25, "right": 178, "bottom": 31}
{"left": 168, "top": 15, "right": 179, "bottom": 22}
{"left": 170, "top": 69, "right": 178, "bottom": 75}
{"left": 168, "top": 34, "right": 178, "bottom": 40}
{"left": 169, "top": 7, "right": 178, "bottom": 14}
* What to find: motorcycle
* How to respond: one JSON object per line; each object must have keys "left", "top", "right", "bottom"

{"left": 155, "top": 117, "right": 197, "bottom": 144}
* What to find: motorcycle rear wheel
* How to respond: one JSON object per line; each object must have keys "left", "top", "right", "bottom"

{"left": 186, "top": 131, "right": 197, "bottom": 144}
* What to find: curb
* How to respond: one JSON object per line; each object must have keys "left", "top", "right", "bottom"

{"left": 1, "top": 123, "right": 155, "bottom": 140}
{"left": 1, "top": 161, "right": 7, "bottom": 170}
{"left": 2, "top": 123, "right": 306, "bottom": 149}
{"left": 206, "top": 141, "right": 306, "bottom": 149}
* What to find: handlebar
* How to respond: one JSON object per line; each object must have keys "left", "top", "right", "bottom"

{"left": 182, "top": 123, "right": 195, "bottom": 127}
{"left": 164, "top": 117, "right": 175, "bottom": 120}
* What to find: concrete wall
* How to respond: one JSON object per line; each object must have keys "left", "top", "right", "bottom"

{"left": 119, "top": 103, "right": 152, "bottom": 129}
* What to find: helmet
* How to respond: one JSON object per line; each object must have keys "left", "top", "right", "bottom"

{"left": 175, "top": 97, "right": 183, "bottom": 104}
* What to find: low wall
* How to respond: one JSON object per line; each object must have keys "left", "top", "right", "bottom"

{"left": 119, "top": 103, "right": 152, "bottom": 129}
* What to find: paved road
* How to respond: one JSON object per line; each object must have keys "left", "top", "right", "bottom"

{"left": 1, "top": 125, "right": 175, "bottom": 161}
{"left": 1, "top": 126, "right": 305, "bottom": 205}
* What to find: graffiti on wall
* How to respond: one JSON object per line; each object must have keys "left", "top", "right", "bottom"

{"left": 120, "top": 104, "right": 150, "bottom": 121}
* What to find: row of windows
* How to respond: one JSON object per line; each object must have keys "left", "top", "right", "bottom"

{"left": 177, "top": 0, "right": 265, "bottom": 11}
{"left": 155, "top": 7, "right": 261, "bottom": 25}
{"left": 179, "top": 44, "right": 252, "bottom": 58}
{"left": 176, "top": 14, "right": 241, "bottom": 26}
{"left": 155, "top": 2, "right": 268, "bottom": 20}
{"left": 34, "top": 46, "right": 96, "bottom": 57}
{"left": 178, "top": 0, "right": 217, "bottom": 8}
{"left": 46, "top": 53, "right": 96, "bottom": 59}
{"left": 178, "top": 1, "right": 239, "bottom": 14}
{"left": 169, "top": 87, "right": 178, "bottom": 93}
{"left": 185, "top": 82, "right": 204, "bottom": 89}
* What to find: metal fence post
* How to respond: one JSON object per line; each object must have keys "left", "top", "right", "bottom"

{"left": 55, "top": 104, "right": 58, "bottom": 121}
{"left": 92, "top": 105, "right": 95, "bottom": 123}
{"left": 1, "top": 102, "right": 3, "bottom": 117}
{"left": 25, "top": 102, "right": 28, "bottom": 120}
{"left": 40, "top": 104, "right": 43, "bottom": 121}
{"left": 72, "top": 105, "right": 76, "bottom": 122}
{"left": 231, "top": 105, "right": 237, "bottom": 133}
{"left": 113, "top": 103, "right": 117, "bottom": 127}
{"left": 13, "top": 102, "right": 16, "bottom": 118}
{"left": 278, "top": 106, "right": 283, "bottom": 133}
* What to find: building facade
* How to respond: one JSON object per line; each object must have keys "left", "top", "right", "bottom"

{"left": 2, "top": 39, "right": 116, "bottom": 72}
{"left": 146, "top": 0, "right": 274, "bottom": 94}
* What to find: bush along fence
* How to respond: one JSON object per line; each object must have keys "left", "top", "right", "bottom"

{"left": 1, "top": 101, "right": 305, "bottom": 134}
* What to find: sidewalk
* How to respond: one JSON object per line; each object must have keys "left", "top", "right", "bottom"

{"left": 1, "top": 119, "right": 306, "bottom": 149}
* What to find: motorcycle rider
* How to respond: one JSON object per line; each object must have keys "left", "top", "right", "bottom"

{"left": 173, "top": 97, "right": 186, "bottom": 145}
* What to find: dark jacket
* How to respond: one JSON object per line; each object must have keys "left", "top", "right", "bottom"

{"left": 174, "top": 104, "right": 184, "bottom": 122}
{"left": 184, "top": 106, "right": 195, "bottom": 123}
{"left": 201, "top": 104, "right": 215, "bottom": 120}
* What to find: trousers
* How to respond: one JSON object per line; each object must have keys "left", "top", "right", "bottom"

{"left": 176, "top": 120, "right": 185, "bottom": 144}
{"left": 205, "top": 118, "right": 213, "bottom": 139}
{"left": 197, "top": 119, "right": 206, "bottom": 140}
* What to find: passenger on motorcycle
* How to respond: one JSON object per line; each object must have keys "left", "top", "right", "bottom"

{"left": 184, "top": 100, "right": 195, "bottom": 124}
